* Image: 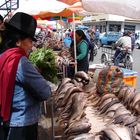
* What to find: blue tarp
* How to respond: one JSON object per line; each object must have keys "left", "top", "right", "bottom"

{"left": 76, "top": 25, "right": 89, "bottom": 30}
{"left": 63, "top": 37, "right": 72, "bottom": 48}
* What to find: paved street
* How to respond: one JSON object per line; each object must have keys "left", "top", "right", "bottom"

{"left": 91, "top": 47, "right": 140, "bottom": 92}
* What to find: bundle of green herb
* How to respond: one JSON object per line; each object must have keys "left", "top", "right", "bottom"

{"left": 29, "top": 48, "right": 58, "bottom": 83}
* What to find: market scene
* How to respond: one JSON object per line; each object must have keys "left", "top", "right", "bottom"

{"left": 0, "top": 0, "right": 140, "bottom": 140}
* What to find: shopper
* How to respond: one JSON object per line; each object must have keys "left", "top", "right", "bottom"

{"left": 130, "top": 31, "right": 136, "bottom": 51}
{"left": 0, "top": 12, "right": 51, "bottom": 140}
{"left": 94, "top": 29, "right": 100, "bottom": 44}
{"left": 85, "top": 29, "right": 94, "bottom": 62}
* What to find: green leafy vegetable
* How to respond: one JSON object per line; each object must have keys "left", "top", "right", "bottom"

{"left": 29, "top": 48, "right": 58, "bottom": 83}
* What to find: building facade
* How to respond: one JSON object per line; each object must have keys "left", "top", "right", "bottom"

{"left": 82, "top": 14, "right": 140, "bottom": 37}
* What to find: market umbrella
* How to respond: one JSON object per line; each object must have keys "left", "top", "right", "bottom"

{"left": 36, "top": 8, "right": 75, "bottom": 18}
{"left": 14, "top": 0, "right": 69, "bottom": 15}
{"left": 34, "top": 3, "right": 84, "bottom": 73}
{"left": 82, "top": 0, "right": 140, "bottom": 19}
{"left": 57, "top": 0, "right": 80, "bottom": 5}
{"left": 15, "top": 0, "right": 84, "bottom": 73}
{"left": 35, "top": 2, "right": 83, "bottom": 18}
{"left": 58, "top": 0, "right": 140, "bottom": 19}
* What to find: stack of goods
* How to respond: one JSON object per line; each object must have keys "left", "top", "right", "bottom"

{"left": 43, "top": 38, "right": 63, "bottom": 51}
{"left": 53, "top": 66, "right": 140, "bottom": 140}
{"left": 34, "top": 36, "right": 64, "bottom": 51}
{"left": 54, "top": 71, "right": 93, "bottom": 139}
{"left": 55, "top": 49, "right": 72, "bottom": 67}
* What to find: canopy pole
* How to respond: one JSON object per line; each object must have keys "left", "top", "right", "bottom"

{"left": 60, "top": 16, "right": 63, "bottom": 41}
{"left": 73, "top": 12, "right": 77, "bottom": 73}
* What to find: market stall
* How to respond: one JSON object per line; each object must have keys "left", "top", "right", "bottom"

{"left": 11, "top": 1, "right": 140, "bottom": 139}
{"left": 48, "top": 66, "right": 139, "bottom": 140}
{"left": 32, "top": 3, "right": 85, "bottom": 73}
{"left": 29, "top": 46, "right": 139, "bottom": 139}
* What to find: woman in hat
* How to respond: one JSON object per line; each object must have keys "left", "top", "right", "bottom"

{"left": 0, "top": 12, "right": 51, "bottom": 140}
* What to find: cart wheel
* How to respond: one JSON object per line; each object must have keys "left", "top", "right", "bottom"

{"left": 125, "top": 56, "right": 133, "bottom": 70}
{"left": 101, "top": 54, "right": 108, "bottom": 64}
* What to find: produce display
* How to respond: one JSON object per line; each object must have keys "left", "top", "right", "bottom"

{"left": 39, "top": 37, "right": 64, "bottom": 51}
{"left": 52, "top": 66, "right": 140, "bottom": 140}
{"left": 55, "top": 49, "right": 72, "bottom": 66}
{"left": 29, "top": 48, "right": 58, "bottom": 83}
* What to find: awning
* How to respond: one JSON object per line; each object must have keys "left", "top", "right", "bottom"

{"left": 58, "top": 0, "right": 140, "bottom": 19}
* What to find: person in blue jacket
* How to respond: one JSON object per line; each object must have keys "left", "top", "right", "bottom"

{"left": 0, "top": 12, "right": 51, "bottom": 140}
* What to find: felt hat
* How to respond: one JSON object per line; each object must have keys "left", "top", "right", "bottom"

{"left": 5, "top": 12, "right": 37, "bottom": 41}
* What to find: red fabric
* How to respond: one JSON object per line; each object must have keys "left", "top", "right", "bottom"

{"left": 0, "top": 48, "right": 27, "bottom": 121}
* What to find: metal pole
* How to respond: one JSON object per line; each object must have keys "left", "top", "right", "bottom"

{"left": 60, "top": 16, "right": 64, "bottom": 41}
{"left": 51, "top": 96, "right": 55, "bottom": 140}
{"left": 73, "top": 12, "right": 77, "bottom": 73}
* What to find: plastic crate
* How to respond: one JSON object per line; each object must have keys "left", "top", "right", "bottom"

{"left": 121, "top": 68, "right": 137, "bottom": 87}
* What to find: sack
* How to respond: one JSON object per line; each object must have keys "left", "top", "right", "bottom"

{"left": 97, "top": 66, "right": 123, "bottom": 95}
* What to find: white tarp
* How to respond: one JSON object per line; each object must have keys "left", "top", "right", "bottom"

{"left": 81, "top": 0, "right": 140, "bottom": 19}
{"left": 14, "top": 0, "right": 68, "bottom": 15}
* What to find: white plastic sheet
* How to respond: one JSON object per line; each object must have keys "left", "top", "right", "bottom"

{"left": 81, "top": 0, "right": 140, "bottom": 19}
{"left": 14, "top": 0, "right": 68, "bottom": 15}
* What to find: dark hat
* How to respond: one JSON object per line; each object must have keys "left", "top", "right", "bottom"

{"left": 5, "top": 12, "right": 37, "bottom": 41}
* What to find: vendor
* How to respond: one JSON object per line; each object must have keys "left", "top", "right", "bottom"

{"left": 68, "top": 30, "right": 89, "bottom": 77}
{"left": 75, "top": 29, "right": 89, "bottom": 72}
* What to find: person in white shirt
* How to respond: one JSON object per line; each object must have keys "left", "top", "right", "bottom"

{"left": 114, "top": 31, "right": 132, "bottom": 66}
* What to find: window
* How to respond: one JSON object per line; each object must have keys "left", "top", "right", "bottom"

{"left": 124, "top": 25, "right": 135, "bottom": 32}
{"left": 109, "top": 24, "right": 121, "bottom": 32}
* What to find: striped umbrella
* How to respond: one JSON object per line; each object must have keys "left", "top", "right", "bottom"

{"left": 57, "top": 0, "right": 80, "bottom": 5}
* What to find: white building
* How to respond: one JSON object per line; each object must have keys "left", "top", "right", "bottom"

{"left": 82, "top": 14, "right": 140, "bottom": 36}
